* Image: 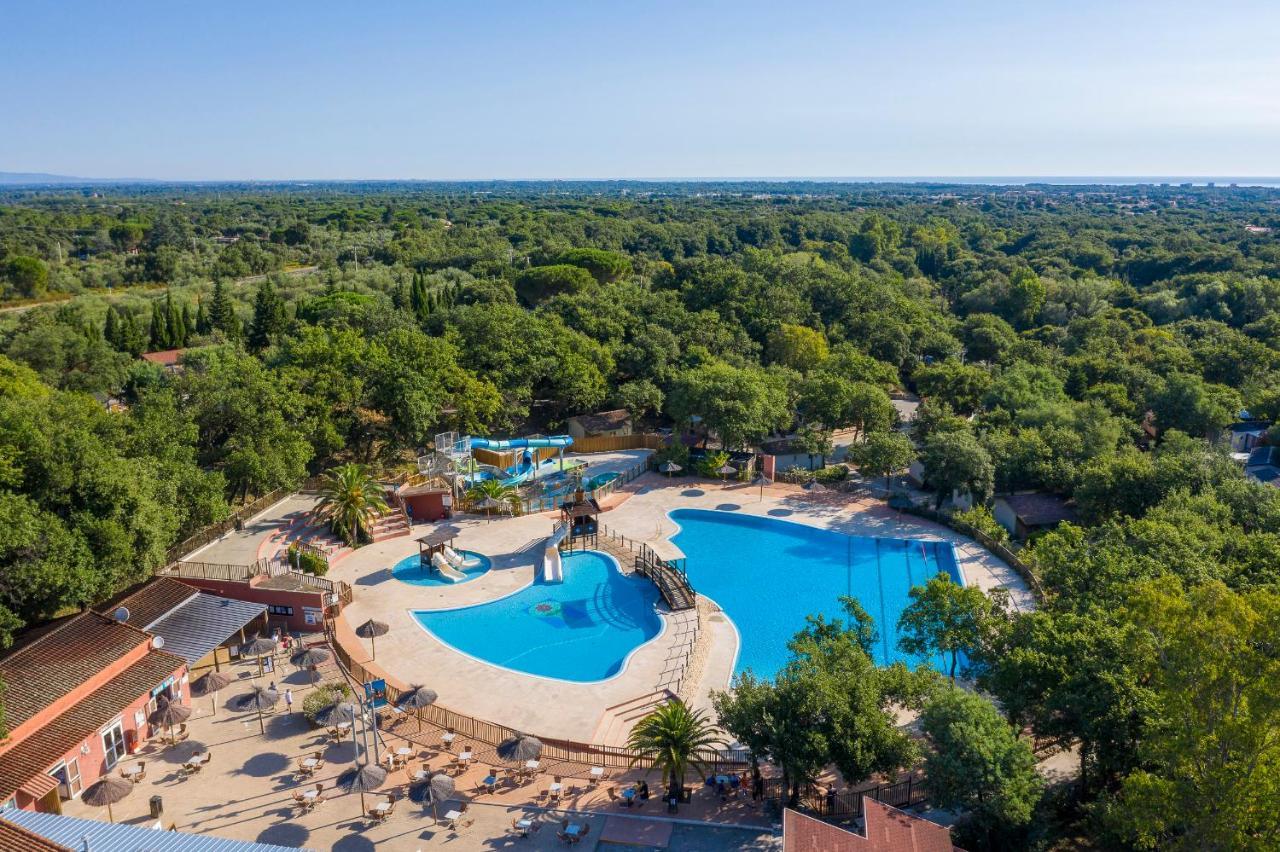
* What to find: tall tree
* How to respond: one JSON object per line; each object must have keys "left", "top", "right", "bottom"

{"left": 248, "top": 279, "right": 287, "bottom": 351}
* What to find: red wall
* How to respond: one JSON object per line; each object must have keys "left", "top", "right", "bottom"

{"left": 176, "top": 578, "right": 328, "bottom": 633}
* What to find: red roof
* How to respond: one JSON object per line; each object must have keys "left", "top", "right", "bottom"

{"left": 140, "top": 348, "right": 184, "bottom": 367}
{"left": 784, "top": 803, "right": 962, "bottom": 852}
{"left": 0, "top": 818, "right": 70, "bottom": 851}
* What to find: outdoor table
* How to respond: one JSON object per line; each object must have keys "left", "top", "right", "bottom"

{"left": 444, "top": 809, "right": 462, "bottom": 822}
{"left": 621, "top": 787, "right": 636, "bottom": 804}
{"left": 515, "top": 818, "right": 533, "bottom": 835}
{"left": 371, "top": 801, "right": 390, "bottom": 814}
{"left": 589, "top": 766, "right": 605, "bottom": 778}
{"left": 459, "top": 750, "right": 473, "bottom": 763}
{"left": 336, "top": 722, "right": 352, "bottom": 733}
{"left": 121, "top": 765, "right": 143, "bottom": 782}
{"left": 301, "top": 757, "right": 318, "bottom": 769}
{"left": 483, "top": 774, "right": 498, "bottom": 790}
{"left": 524, "top": 759, "right": 540, "bottom": 771}
{"left": 565, "top": 823, "right": 582, "bottom": 837}
{"left": 302, "top": 789, "right": 318, "bottom": 801}
{"left": 441, "top": 732, "right": 456, "bottom": 748}
{"left": 549, "top": 782, "right": 562, "bottom": 793}
{"left": 715, "top": 774, "right": 732, "bottom": 785}
{"left": 396, "top": 747, "right": 413, "bottom": 758}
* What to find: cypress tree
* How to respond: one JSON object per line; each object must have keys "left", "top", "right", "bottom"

{"left": 248, "top": 279, "right": 286, "bottom": 351}
{"left": 149, "top": 300, "right": 169, "bottom": 350}
{"left": 194, "top": 297, "right": 210, "bottom": 335}
{"left": 103, "top": 307, "right": 118, "bottom": 350}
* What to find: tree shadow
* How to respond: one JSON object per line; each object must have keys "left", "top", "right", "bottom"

{"left": 256, "top": 822, "right": 311, "bottom": 847}
{"left": 715, "top": 504, "right": 741, "bottom": 512}
{"left": 681, "top": 489, "right": 705, "bottom": 497}
{"left": 767, "top": 508, "right": 794, "bottom": 517}
{"left": 355, "top": 569, "right": 395, "bottom": 587}
{"left": 332, "top": 836, "right": 377, "bottom": 852}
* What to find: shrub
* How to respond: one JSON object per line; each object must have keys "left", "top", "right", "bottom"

{"left": 652, "top": 439, "right": 689, "bottom": 474}
{"left": 302, "top": 681, "right": 352, "bottom": 725}
{"left": 953, "top": 504, "right": 1009, "bottom": 543}
{"left": 288, "top": 543, "right": 330, "bottom": 576}
{"left": 697, "top": 450, "right": 731, "bottom": 478}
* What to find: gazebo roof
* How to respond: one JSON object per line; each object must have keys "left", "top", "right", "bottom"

{"left": 416, "top": 527, "right": 461, "bottom": 547}
{"left": 561, "top": 502, "right": 600, "bottom": 519}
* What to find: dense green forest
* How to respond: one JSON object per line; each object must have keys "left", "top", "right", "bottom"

{"left": 3, "top": 181, "right": 1280, "bottom": 849}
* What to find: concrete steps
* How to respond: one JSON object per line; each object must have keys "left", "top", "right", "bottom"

{"left": 591, "top": 690, "right": 675, "bottom": 746}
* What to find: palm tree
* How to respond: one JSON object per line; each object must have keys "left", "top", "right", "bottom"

{"left": 627, "top": 699, "right": 723, "bottom": 800}
{"left": 465, "top": 478, "right": 522, "bottom": 516}
{"left": 313, "top": 463, "right": 388, "bottom": 546}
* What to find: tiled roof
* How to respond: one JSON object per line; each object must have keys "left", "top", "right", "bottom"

{"left": 570, "top": 408, "right": 631, "bottom": 433}
{"left": 784, "top": 803, "right": 962, "bottom": 852}
{"left": 140, "top": 348, "right": 185, "bottom": 367}
{"left": 0, "top": 818, "right": 70, "bottom": 852}
{"left": 109, "top": 577, "right": 199, "bottom": 629}
{"left": 997, "top": 493, "right": 1077, "bottom": 527}
{"left": 0, "top": 650, "right": 185, "bottom": 801}
{"left": 0, "top": 613, "right": 152, "bottom": 730}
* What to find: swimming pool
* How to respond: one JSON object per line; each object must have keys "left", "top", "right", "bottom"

{"left": 392, "top": 550, "right": 492, "bottom": 587}
{"left": 412, "top": 551, "right": 663, "bottom": 682}
{"left": 669, "top": 509, "right": 963, "bottom": 677}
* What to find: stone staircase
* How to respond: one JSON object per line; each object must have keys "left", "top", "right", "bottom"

{"left": 369, "top": 506, "right": 411, "bottom": 542}
{"left": 590, "top": 689, "right": 676, "bottom": 746}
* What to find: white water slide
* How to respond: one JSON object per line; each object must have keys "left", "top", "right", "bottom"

{"left": 542, "top": 524, "right": 571, "bottom": 583}
{"left": 430, "top": 552, "right": 469, "bottom": 583}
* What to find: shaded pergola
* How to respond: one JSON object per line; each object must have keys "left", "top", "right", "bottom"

{"left": 559, "top": 500, "right": 600, "bottom": 548}
{"left": 416, "top": 526, "right": 461, "bottom": 564}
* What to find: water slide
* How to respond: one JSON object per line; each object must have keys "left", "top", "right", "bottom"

{"left": 443, "top": 545, "right": 481, "bottom": 570}
{"left": 542, "top": 523, "right": 571, "bottom": 583}
{"left": 467, "top": 435, "right": 575, "bottom": 487}
{"left": 430, "top": 552, "right": 468, "bottom": 583}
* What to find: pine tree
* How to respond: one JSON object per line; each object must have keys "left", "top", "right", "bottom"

{"left": 149, "top": 300, "right": 169, "bottom": 351}
{"left": 194, "top": 297, "right": 210, "bottom": 335}
{"left": 103, "top": 308, "right": 119, "bottom": 350}
{"left": 209, "top": 280, "right": 241, "bottom": 340}
{"left": 248, "top": 279, "right": 286, "bottom": 351}
{"left": 392, "top": 281, "right": 409, "bottom": 311}
{"left": 182, "top": 304, "right": 195, "bottom": 345}
{"left": 164, "top": 291, "right": 185, "bottom": 349}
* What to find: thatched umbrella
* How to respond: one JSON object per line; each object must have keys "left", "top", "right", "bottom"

{"left": 396, "top": 685, "right": 438, "bottom": 732}
{"left": 191, "top": 670, "right": 234, "bottom": 716}
{"left": 148, "top": 698, "right": 191, "bottom": 743}
{"left": 496, "top": 732, "right": 543, "bottom": 764}
{"left": 355, "top": 619, "right": 389, "bottom": 660}
{"left": 344, "top": 762, "right": 388, "bottom": 813}
{"left": 316, "top": 700, "right": 359, "bottom": 729}
{"left": 473, "top": 495, "right": 500, "bottom": 523}
{"left": 659, "top": 461, "right": 682, "bottom": 478}
{"left": 290, "top": 647, "right": 331, "bottom": 684}
{"left": 424, "top": 772, "right": 455, "bottom": 822}
{"left": 82, "top": 774, "right": 132, "bottom": 823}
{"left": 803, "top": 479, "right": 827, "bottom": 493}
{"left": 751, "top": 471, "right": 772, "bottom": 501}
{"left": 237, "top": 683, "right": 279, "bottom": 735}
{"left": 241, "top": 633, "right": 278, "bottom": 678}
{"left": 716, "top": 463, "right": 737, "bottom": 481}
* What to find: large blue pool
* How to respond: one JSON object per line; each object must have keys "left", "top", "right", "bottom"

{"left": 670, "top": 509, "right": 963, "bottom": 677}
{"left": 412, "top": 551, "right": 662, "bottom": 682}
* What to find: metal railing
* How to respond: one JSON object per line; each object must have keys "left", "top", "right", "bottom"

{"left": 896, "top": 503, "right": 1045, "bottom": 600}
{"left": 805, "top": 775, "right": 927, "bottom": 818}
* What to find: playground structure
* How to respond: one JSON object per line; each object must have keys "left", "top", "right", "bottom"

{"left": 425, "top": 432, "right": 577, "bottom": 490}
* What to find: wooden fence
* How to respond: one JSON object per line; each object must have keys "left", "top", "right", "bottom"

{"left": 163, "top": 488, "right": 288, "bottom": 566}
{"left": 323, "top": 618, "right": 748, "bottom": 774}
{"left": 569, "top": 433, "right": 665, "bottom": 454}
{"left": 162, "top": 559, "right": 269, "bottom": 582}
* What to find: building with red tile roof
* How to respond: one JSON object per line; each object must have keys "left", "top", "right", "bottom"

{"left": 0, "top": 611, "right": 188, "bottom": 813}
{"left": 784, "top": 802, "right": 964, "bottom": 852}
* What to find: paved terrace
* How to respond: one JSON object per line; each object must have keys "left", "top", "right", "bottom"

{"left": 61, "top": 653, "right": 780, "bottom": 852}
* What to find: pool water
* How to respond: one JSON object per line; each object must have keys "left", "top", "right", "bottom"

{"left": 392, "top": 550, "right": 491, "bottom": 586}
{"left": 670, "top": 509, "right": 963, "bottom": 677}
{"left": 412, "top": 551, "right": 662, "bottom": 682}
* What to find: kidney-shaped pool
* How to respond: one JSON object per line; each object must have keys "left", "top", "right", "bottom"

{"left": 411, "top": 550, "right": 663, "bottom": 683}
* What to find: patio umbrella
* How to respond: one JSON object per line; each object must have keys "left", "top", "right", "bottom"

{"left": 424, "top": 772, "right": 455, "bottom": 822}
{"left": 473, "top": 495, "right": 501, "bottom": 523}
{"left": 316, "top": 700, "right": 359, "bottom": 728}
{"left": 81, "top": 774, "right": 132, "bottom": 823}
{"left": 343, "top": 762, "right": 388, "bottom": 813}
{"left": 148, "top": 698, "right": 191, "bottom": 742}
{"left": 496, "top": 732, "right": 543, "bottom": 763}
{"left": 716, "top": 463, "right": 737, "bottom": 481}
{"left": 237, "top": 683, "right": 279, "bottom": 735}
{"left": 803, "top": 479, "right": 827, "bottom": 493}
{"left": 290, "top": 646, "right": 331, "bottom": 684}
{"left": 751, "top": 471, "right": 772, "bottom": 501}
{"left": 191, "top": 670, "right": 234, "bottom": 716}
{"left": 355, "top": 619, "right": 389, "bottom": 661}
{"left": 396, "top": 685, "right": 438, "bottom": 732}
{"left": 241, "top": 633, "right": 278, "bottom": 679}
{"left": 659, "top": 461, "right": 682, "bottom": 478}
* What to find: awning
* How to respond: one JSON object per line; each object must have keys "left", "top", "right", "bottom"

{"left": 18, "top": 772, "right": 58, "bottom": 800}
{"left": 146, "top": 594, "right": 268, "bottom": 664}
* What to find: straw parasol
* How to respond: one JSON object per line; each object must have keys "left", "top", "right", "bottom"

{"left": 716, "top": 463, "right": 737, "bottom": 481}
{"left": 316, "top": 701, "right": 359, "bottom": 728}
{"left": 344, "top": 762, "right": 388, "bottom": 813}
{"left": 241, "top": 633, "right": 278, "bottom": 678}
{"left": 148, "top": 698, "right": 191, "bottom": 742}
{"left": 396, "top": 685, "right": 438, "bottom": 732}
{"left": 803, "top": 479, "right": 827, "bottom": 493}
{"left": 751, "top": 471, "right": 772, "bottom": 500}
{"left": 473, "top": 495, "right": 501, "bottom": 523}
{"left": 191, "top": 670, "right": 234, "bottom": 716}
{"left": 424, "top": 772, "right": 455, "bottom": 821}
{"left": 290, "top": 646, "right": 331, "bottom": 684}
{"left": 659, "top": 461, "right": 682, "bottom": 478}
{"left": 496, "top": 732, "right": 543, "bottom": 763}
{"left": 237, "top": 683, "right": 279, "bottom": 734}
{"left": 81, "top": 774, "right": 132, "bottom": 823}
{"left": 355, "top": 619, "right": 389, "bottom": 660}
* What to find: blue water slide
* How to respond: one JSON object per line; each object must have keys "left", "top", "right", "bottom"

{"left": 468, "top": 435, "right": 574, "bottom": 486}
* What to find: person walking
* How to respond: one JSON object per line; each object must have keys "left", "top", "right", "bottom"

{"left": 284, "top": 688, "right": 294, "bottom": 714}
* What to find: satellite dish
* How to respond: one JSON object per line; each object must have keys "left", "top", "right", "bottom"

{"left": 113, "top": 606, "right": 130, "bottom": 623}
{"left": 151, "top": 636, "right": 165, "bottom": 650}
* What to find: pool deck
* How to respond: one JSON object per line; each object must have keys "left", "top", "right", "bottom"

{"left": 323, "top": 450, "right": 1032, "bottom": 746}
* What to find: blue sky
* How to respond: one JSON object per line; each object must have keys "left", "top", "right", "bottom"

{"left": 3, "top": 1, "right": 1278, "bottom": 180}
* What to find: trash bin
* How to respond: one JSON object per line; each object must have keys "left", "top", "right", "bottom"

{"left": 149, "top": 795, "right": 163, "bottom": 819}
